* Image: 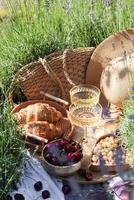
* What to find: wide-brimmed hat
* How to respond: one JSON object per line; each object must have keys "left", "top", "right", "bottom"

{"left": 86, "top": 28, "right": 134, "bottom": 106}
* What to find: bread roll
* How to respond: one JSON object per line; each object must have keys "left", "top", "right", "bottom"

{"left": 14, "top": 103, "right": 62, "bottom": 124}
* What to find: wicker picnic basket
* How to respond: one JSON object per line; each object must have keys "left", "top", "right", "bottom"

{"left": 9, "top": 47, "right": 126, "bottom": 177}
{"left": 9, "top": 47, "right": 97, "bottom": 151}
{"left": 9, "top": 47, "right": 95, "bottom": 107}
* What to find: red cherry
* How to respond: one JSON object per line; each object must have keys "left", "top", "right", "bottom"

{"left": 67, "top": 152, "right": 74, "bottom": 160}
{"left": 62, "top": 184, "right": 71, "bottom": 194}
{"left": 42, "top": 190, "right": 50, "bottom": 199}
{"left": 59, "top": 139, "right": 69, "bottom": 147}
{"left": 74, "top": 152, "right": 81, "bottom": 158}
{"left": 84, "top": 172, "right": 93, "bottom": 181}
{"left": 67, "top": 145, "right": 76, "bottom": 152}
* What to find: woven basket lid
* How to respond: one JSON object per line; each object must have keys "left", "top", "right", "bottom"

{"left": 86, "top": 28, "right": 134, "bottom": 106}
{"left": 9, "top": 47, "right": 95, "bottom": 107}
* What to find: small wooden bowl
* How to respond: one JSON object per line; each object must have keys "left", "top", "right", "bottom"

{"left": 90, "top": 134, "right": 130, "bottom": 172}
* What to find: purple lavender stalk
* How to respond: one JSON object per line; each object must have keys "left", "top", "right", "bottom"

{"left": 103, "top": 0, "right": 110, "bottom": 7}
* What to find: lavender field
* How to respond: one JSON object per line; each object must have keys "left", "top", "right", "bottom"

{"left": 0, "top": 0, "right": 134, "bottom": 199}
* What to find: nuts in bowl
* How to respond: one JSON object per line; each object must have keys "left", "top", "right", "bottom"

{"left": 42, "top": 139, "right": 83, "bottom": 176}
{"left": 91, "top": 134, "right": 131, "bottom": 172}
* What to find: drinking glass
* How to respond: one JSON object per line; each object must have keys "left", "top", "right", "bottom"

{"left": 70, "top": 84, "right": 100, "bottom": 106}
{"left": 68, "top": 103, "right": 102, "bottom": 142}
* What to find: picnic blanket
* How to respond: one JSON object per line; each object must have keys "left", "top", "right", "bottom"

{"left": 8, "top": 153, "right": 134, "bottom": 200}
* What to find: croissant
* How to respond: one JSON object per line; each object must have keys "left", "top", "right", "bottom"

{"left": 25, "top": 121, "right": 63, "bottom": 141}
{"left": 14, "top": 103, "right": 62, "bottom": 124}
{"left": 25, "top": 117, "right": 72, "bottom": 141}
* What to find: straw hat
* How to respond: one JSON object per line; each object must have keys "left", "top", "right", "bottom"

{"left": 86, "top": 28, "right": 134, "bottom": 106}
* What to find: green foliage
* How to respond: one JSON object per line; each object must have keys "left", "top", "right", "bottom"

{"left": 0, "top": 98, "right": 24, "bottom": 199}
{"left": 120, "top": 99, "right": 134, "bottom": 165}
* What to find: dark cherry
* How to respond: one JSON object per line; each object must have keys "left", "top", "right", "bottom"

{"left": 67, "top": 152, "right": 74, "bottom": 160}
{"left": 44, "top": 139, "right": 82, "bottom": 166}
{"left": 6, "top": 195, "right": 13, "bottom": 200}
{"left": 62, "top": 184, "right": 71, "bottom": 194}
{"left": 42, "top": 190, "right": 50, "bottom": 199}
{"left": 73, "top": 152, "right": 81, "bottom": 160}
{"left": 79, "top": 169, "right": 93, "bottom": 181}
{"left": 59, "top": 139, "right": 68, "bottom": 147}
{"left": 84, "top": 172, "right": 93, "bottom": 181}
{"left": 14, "top": 193, "right": 25, "bottom": 200}
{"left": 67, "top": 145, "right": 76, "bottom": 152}
{"left": 34, "top": 181, "right": 43, "bottom": 191}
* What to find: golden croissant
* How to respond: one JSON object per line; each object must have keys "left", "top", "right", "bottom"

{"left": 14, "top": 103, "right": 62, "bottom": 124}
{"left": 25, "top": 118, "right": 71, "bottom": 141}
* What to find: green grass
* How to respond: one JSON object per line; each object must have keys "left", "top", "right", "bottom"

{"left": 1, "top": 0, "right": 134, "bottom": 88}
{"left": 0, "top": 97, "right": 24, "bottom": 199}
{"left": 1, "top": 0, "right": 134, "bottom": 198}
{"left": 120, "top": 98, "right": 134, "bottom": 165}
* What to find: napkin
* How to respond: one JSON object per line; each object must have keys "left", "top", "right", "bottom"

{"left": 8, "top": 154, "right": 65, "bottom": 200}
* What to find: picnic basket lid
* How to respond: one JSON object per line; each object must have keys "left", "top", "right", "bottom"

{"left": 86, "top": 28, "right": 134, "bottom": 106}
{"left": 9, "top": 47, "right": 95, "bottom": 107}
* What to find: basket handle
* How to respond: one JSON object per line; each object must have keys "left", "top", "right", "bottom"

{"left": 39, "top": 57, "right": 66, "bottom": 101}
{"left": 62, "top": 49, "right": 76, "bottom": 86}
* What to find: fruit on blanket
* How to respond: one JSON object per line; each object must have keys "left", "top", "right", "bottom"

{"left": 34, "top": 181, "right": 43, "bottom": 191}
{"left": 43, "top": 139, "right": 82, "bottom": 166}
{"left": 14, "top": 193, "right": 25, "bottom": 200}
{"left": 14, "top": 103, "right": 62, "bottom": 124}
{"left": 42, "top": 190, "right": 50, "bottom": 199}
{"left": 62, "top": 184, "right": 71, "bottom": 194}
{"left": 6, "top": 195, "right": 13, "bottom": 200}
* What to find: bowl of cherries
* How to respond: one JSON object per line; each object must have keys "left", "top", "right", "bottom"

{"left": 42, "top": 138, "right": 83, "bottom": 176}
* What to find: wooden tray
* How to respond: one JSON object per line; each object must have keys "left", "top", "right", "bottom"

{"left": 61, "top": 169, "right": 116, "bottom": 184}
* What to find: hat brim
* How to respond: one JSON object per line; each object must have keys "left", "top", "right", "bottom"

{"left": 86, "top": 28, "right": 134, "bottom": 106}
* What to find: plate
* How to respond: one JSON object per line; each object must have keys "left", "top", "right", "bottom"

{"left": 86, "top": 28, "right": 134, "bottom": 106}
{"left": 90, "top": 163, "right": 129, "bottom": 173}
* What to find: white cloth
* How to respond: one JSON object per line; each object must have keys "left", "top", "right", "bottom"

{"left": 9, "top": 154, "right": 65, "bottom": 200}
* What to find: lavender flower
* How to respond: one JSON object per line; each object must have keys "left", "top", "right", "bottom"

{"left": 103, "top": 0, "right": 110, "bottom": 7}
{"left": 63, "top": 0, "right": 72, "bottom": 14}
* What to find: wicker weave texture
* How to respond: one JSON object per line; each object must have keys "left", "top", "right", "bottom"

{"left": 9, "top": 47, "right": 95, "bottom": 106}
